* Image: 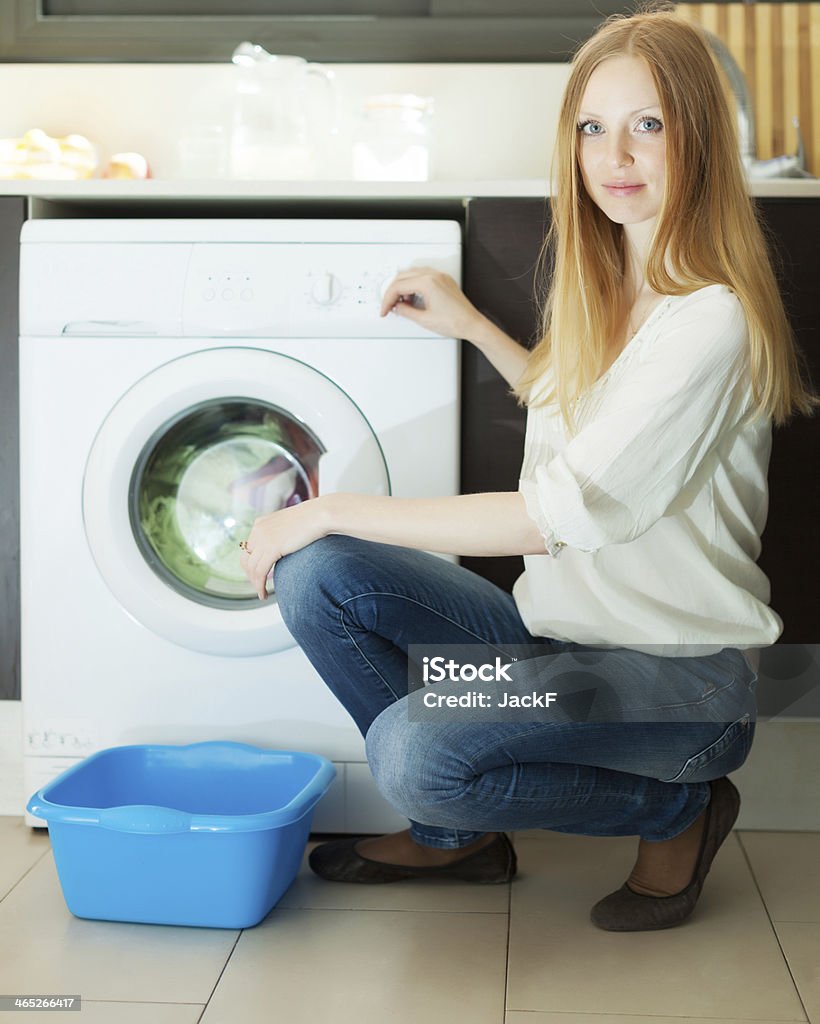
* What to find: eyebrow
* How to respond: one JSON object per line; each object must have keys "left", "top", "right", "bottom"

{"left": 578, "top": 105, "right": 661, "bottom": 118}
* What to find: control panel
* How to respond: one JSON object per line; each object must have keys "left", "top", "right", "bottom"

{"left": 182, "top": 244, "right": 459, "bottom": 338}
{"left": 20, "top": 219, "right": 462, "bottom": 340}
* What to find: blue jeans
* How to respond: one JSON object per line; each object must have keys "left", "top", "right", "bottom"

{"left": 273, "top": 536, "right": 758, "bottom": 849}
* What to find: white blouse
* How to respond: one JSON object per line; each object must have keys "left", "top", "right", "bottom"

{"left": 515, "top": 283, "right": 783, "bottom": 658}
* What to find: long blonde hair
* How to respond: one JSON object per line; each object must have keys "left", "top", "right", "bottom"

{"left": 512, "top": 4, "right": 820, "bottom": 435}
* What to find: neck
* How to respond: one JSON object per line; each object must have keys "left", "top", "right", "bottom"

{"left": 621, "top": 219, "right": 657, "bottom": 298}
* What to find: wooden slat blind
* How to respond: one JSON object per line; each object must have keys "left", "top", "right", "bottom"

{"left": 674, "top": 3, "right": 818, "bottom": 176}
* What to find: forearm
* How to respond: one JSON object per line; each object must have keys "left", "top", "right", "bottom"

{"left": 323, "top": 491, "right": 549, "bottom": 557}
{"left": 466, "top": 318, "right": 531, "bottom": 389}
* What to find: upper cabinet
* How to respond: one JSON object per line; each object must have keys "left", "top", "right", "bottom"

{"left": 0, "top": 1, "right": 658, "bottom": 62}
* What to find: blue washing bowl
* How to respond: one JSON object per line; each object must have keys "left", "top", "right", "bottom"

{"left": 27, "top": 741, "right": 336, "bottom": 929}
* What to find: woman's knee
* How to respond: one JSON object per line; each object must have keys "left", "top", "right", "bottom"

{"left": 365, "top": 701, "right": 465, "bottom": 817}
{"left": 273, "top": 534, "right": 362, "bottom": 625}
{"left": 365, "top": 704, "right": 410, "bottom": 803}
{"left": 272, "top": 541, "right": 323, "bottom": 628}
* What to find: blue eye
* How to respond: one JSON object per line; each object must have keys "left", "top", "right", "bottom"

{"left": 576, "top": 117, "right": 664, "bottom": 136}
{"left": 639, "top": 117, "right": 663, "bottom": 132}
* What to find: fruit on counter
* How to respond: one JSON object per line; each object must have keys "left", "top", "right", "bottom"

{"left": 0, "top": 128, "right": 98, "bottom": 179}
{"left": 101, "top": 152, "right": 152, "bottom": 179}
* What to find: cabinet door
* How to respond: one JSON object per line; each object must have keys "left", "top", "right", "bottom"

{"left": 461, "top": 196, "right": 819, "bottom": 654}
{"left": 756, "top": 199, "right": 819, "bottom": 646}
{"left": 461, "top": 198, "right": 550, "bottom": 594}
{"left": 0, "top": 198, "right": 25, "bottom": 701}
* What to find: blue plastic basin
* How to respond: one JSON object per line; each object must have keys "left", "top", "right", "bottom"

{"left": 27, "top": 741, "right": 336, "bottom": 929}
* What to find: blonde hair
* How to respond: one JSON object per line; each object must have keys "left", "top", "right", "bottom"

{"left": 512, "top": 3, "right": 820, "bottom": 435}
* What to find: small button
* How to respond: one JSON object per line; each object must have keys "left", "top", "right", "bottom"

{"left": 203, "top": 287, "right": 215, "bottom": 301}
{"left": 241, "top": 288, "right": 253, "bottom": 301}
{"left": 222, "top": 288, "right": 234, "bottom": 301}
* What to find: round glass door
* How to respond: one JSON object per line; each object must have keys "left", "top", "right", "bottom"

{"left": 83, "top": 346, "right": 390, "bottom": 655}
{"left": 131, "top": 399, "right": 325, "bottom": 608}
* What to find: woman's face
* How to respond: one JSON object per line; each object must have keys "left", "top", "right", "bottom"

{"left": 576, "top": 55, "right": 666, "bottom": 227}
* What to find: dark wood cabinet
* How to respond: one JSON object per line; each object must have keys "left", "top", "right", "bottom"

{"left": 460, "top": 196, "right": 820, "bottom": 657}
{"left": 460, "top": 198, "right": 550, "bottom": 595}
{"left": 754, "top": 200, "right": 820, "bottom": 647}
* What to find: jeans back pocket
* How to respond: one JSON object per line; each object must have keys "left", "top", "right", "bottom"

{"left": 661, "top": 714, "right": 755, "bottom": 784}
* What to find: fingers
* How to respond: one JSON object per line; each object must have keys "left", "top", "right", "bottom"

{"left": 379, "top": 286, "right": 421, "bottom": 319}
{"left": 379, "top": 291, "right": 421, "bottom": 319}
{"left": 239, "top": 547, "right": 273, "bottom": 601}
{"left": 379, "top": 267, "right": 445, "bottom": 318}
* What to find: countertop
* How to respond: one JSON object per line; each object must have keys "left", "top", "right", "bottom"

{"left": 2, "top": 178, "right": 819, "bottom": 200}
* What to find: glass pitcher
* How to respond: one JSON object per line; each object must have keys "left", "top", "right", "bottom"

{"left": 230, "top": 42, "right": 338, "bottom": 180}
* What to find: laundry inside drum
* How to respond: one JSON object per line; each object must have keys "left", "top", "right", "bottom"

{"left": 130, "top": 399, "right": 325, "bottom": 607}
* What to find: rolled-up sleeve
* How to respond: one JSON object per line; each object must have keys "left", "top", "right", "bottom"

{"left": 521, "top": 289, "right": 752, "bottom": 555}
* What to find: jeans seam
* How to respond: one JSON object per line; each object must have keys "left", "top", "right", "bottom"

{"left": 338, "top": 590, "right": 525, "bottom": 661}
{"left": 338, "top": 603, "right": 407, "bottom": 706}
{"left": 629, "top": 676, "right": 739, "bottom": 713}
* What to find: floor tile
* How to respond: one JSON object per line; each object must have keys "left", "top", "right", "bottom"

{"left": 505, "top": 1016, "right": 807, "bottom": 1024}
{"left": 506, "top": 834, "right": 806, "bottom": 1019}
{"left": 0, "top": 852, "right": 239, "bottom": 1004}
{"left": 2, "top": 815, "right": 815, "bottom": 1023}
{"left": 276, "top": 839, "right": 512, "bottom": 914}
{"left": 202, "top": 908, "right": 509, "bottom": 1024}
{"left": 739, "top": 832, "right": 820, "bottom": 922}
{"left": 0, "top": 1001, "right": 203, "bottom": 1023}
{"left": 0, "top": 817, "right": 50, "bottom": 900}
{"left": 776, "top": 923, "right": 820, "bottom": 1024}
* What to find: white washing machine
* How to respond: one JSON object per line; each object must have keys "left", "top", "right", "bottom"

{"left": 19, "top": 218, "right": 461, "bottom": 832}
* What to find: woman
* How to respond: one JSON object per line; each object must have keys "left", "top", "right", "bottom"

{"left": 239, "top": 7, "right": 818, "bottom": 931}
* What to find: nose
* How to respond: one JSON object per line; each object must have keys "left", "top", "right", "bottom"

{"left": 607, "top": 130, "right": 634, "bottom": 168}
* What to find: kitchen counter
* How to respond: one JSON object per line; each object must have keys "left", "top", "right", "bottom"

{"left": 1, "top": 178, "right": 818, "bottom": 200}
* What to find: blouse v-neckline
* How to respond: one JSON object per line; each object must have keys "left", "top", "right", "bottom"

{"left": 592, "top": 293, "right": 676, "bottom": 389}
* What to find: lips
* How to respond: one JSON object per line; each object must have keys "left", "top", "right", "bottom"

{"left": 603, "top": 183, "right": 645, "bottom": 197}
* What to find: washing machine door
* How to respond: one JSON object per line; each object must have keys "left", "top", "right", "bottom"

{"left": 83, "top": 347, "right": 389, "bottom": 655}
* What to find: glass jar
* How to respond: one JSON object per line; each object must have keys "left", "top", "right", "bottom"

{"left": 351, "top": 93, "right": 434, "bottom": 182}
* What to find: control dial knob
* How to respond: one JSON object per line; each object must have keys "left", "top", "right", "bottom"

{"left": 311, "top": 272, "right": 343, "bottom": 306}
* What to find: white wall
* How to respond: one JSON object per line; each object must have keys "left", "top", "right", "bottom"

{"left": 0, "top": 62, "right": 571, "bottom": 181}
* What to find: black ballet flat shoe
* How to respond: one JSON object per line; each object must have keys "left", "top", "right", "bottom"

{"left": 590, "top": 775, "right": 741, "bottom": 932}
{"left": 308, "top": 832, "right": 517, "bottom": 884}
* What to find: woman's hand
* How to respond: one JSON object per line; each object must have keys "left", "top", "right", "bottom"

{"left": 239, "top": 497, "right": 331, "bottom": 601}
{"left": 382, "top": 265, "right": 530, "bottom": 388}
{"left": 380, "top": 266, "right": 487, "bottom": 341}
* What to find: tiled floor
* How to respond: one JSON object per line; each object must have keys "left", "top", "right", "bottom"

{"left": 1, "top": 816, "right": 818, "bottom": 1024}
